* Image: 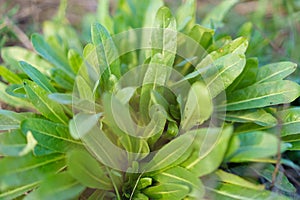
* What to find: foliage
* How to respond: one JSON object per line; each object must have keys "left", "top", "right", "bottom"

{"left": 0, "top": 0, "right": 300, "bottom": 199}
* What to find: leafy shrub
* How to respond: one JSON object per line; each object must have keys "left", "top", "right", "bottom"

{"left": 0, "top": 0, "right": 299, "bottom": 199}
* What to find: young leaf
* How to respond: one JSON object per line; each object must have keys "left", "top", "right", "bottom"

{"left": 188, "top": 24, "right": 214, "bottom": 50}
{"left": 220, "top": 80, "right": 300, "bottom": 111}
{"left": 23, "top": 80, "right": 69, "bottom": 124}
{"left": 175, "top": 0, "right": 196, "bottom": 32}
{"left": 144, "top": 132, "right": 195, "bottom": 171}
{"left": 152, "top": 6, "right": 177, "bottom": 67}
{"left": 255, "top": 62, "right": 297, "bottom": 84}
{"left": 181, "top": 82, "right": 213, "bottom": 130}
{"left": 21, "top": 118, "right": 83, "bottom": 153}
{"left": 143, "top": 183, "right": 190, "bottom": 200}
{"left": 202, "top": 0, "right": 239, "bottom": 29}
{"left": 68, "top": 49, "right": 82, "bottom": 74}
{"left": 67, "top": 149, "right": 113, "bottom": 190}
{"left": 19, "top": 61, "right": 56, "bottom": 93}
{"left": 23, "top": 172, "right": 85, "bottom": 200}
{"left": 0, "top": 65, "right": 22, "bottom": 84}
{"left": 31, "top": 33, "right": 74, "bottom": 78}
{"left": 153, "top": 166, "right": 205, "bottom": 197}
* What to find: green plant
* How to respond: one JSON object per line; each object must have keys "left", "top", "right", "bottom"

{"left": 0, "top": 0, "right": 300, "bottom": 199}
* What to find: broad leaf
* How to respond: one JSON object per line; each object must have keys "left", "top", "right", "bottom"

{"left": 220, "top": 80, "right": 300, "bottom": 111}
{"left": 67, "top": 149, "right": 113, "bottom": 190}
{"left": 24, "top": 172, "right": 85, "bottom": 200}
{"left": 255, "top": 62, "right": 297, "bottom": 84}
{"left": 23, "top": 80, "right": 69, "bottom": 124}
{"left": 21, "top": 118, "right": 82, "bottom": 153}
{"left": 0, "top": 153, "right": 65, "bottom": 191}
{"left": 182, "top": 126, "right": 233, "bottom": 176}
{"left": 181, "top": 82, "right": 213, "bottom": 130}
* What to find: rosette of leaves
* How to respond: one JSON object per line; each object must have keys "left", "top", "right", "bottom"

{"left": 0, "top": 0, "right": 299, "bottom": 199}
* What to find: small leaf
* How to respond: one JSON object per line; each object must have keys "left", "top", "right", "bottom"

{"left": 220, "top": 80, "right": 300, "bottom": 111}
{"left": 67, "top": 149, "right": 113, "bottom": 190}
{"left": 23, "top": 80, "right": 69, "bottom": 124}
{"left": 24, "top": 172, "right": 85, "bottom": 200}
{"left": 143, "top": 183, "right": 190, "bottom": 200}
{"left": 144, "top": 132, "right": 195, "bottom": 171}
{"left": 19, "top": 61, "right": 56, "bottom": 93}
{"left": 0, "top": 65, "right": 22, "bottom": 84}
{"left": 31, "top": 33, "right": 74, "bottom": 78}
{"left": 202, "top": 0, "right": 239, "bottom": 29}
{"left": 175, "top": 0, "right": 196, "bottom": 32}
{"left": 68, "top": 49, "right": 82, "bottom": 74}
{"left": 181, "top": 82, "right": 212, "bottom": 130}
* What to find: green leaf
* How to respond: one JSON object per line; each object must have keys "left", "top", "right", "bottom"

{"left": 181, "top": 82, "right": 213, "bottom": 130}
{"left": 0, "top": 82, "right": 33, "bottom": 109}
{"left": 288, "top": 140, "right": 300, "bottom": 150}
{"left": 67, "top": 149, "right": 113, "bottom": 190}
{"left": 31, "top": 33, "right": 74, "bottom": 78}
{"left": 19, "top": 61, "right": 56, "bottom": 93}
{"left": 221, "top": 109, "right": 277, "bottom": 127}
{"left": 0, "top": 183, "right": 38, "bottom": 200}
{"left": 1, "top": 46, "right": 53, "bottom": 75}
{"left": 202, "top": 0, "right": 239, "bottom": 29}
{"left": 67, "top": 49, "right": 82, "bottom": 74}
{"left": 0, "top": 65, "right": 22, "bottom": 84}
{"left": 220, "top": 80, "right": 300, "bottom": 111}
{"left": 153, "top": 166, "right": 204, "bottom": 198}
{"left": 0, "top": 110, "right": 35, "bottom": 131}
{"left": 0, "top": 153, "right": 65, "bottom": 191}
{"left": 226, "top": 57, "right": 258, "bottom": 93}
{"left": 143, "top": 183, "right": 190, "bottom": 200}
{"left": 255, "top": 62, "right": 297, "bottom": 84}
{"left": 144, "top": 132, "right": 195, "bottom": 172}
{"left": 21, "top": 118, "right": 82, "bottom": 153}
{"left": 251, "top": 164, "right": 296, "bottom": 193}
{"left": 24, "top": 172, "right": 85, "bottom": 200}
{"left": 152, "top": 6, "right": 177, "bottom": 67}
{"left": 24, "top": 80, "right": 69, "bottom": 124}
{"left": 75, "top": 76, "right": 93, "bottom": 101}
{"left": 213, "top": 170, "right": 265, "bottom": 190}
{"left": 48, "top": 93, "right": 73, "bottom": 104}
{"left": 175, "top": 0, "right": 195, "bottom": 32}
{"left": 188, "top": 25, "right": 214, "bottom": 50}
{"left": 182, "top": 126, "right": 233, "bottom": 176}
{"left": 206, "top": 182, "right": 291, "bottom": 200}
{"left": 0, "top": 130, "right": 27, "bottom": 156}
{"left": 227, "top": 131, "right": 283, "bottom": 162}
{"left": 274, "top": 107, "right": 300, "bottom": 141}
{"left": 201, "top": 53, "right": 246, "bottom": 98}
